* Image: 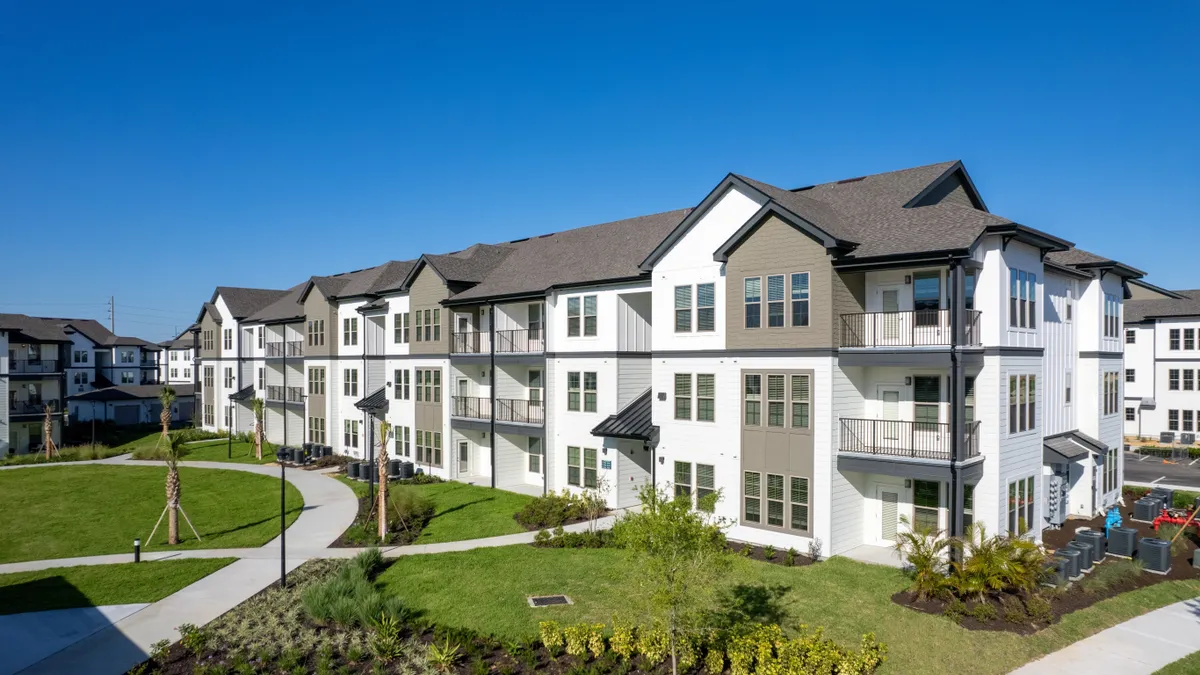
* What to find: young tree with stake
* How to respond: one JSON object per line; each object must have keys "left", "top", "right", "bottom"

{"left": 377, "top": 419, "right": 392, "bottom": 539}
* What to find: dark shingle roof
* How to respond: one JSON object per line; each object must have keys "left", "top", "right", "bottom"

{"left": 423, "top": 245, "right": 516, "bottom": 285}
{"left": 215, "top": 287, "right": 290, "bottom": 319}
{"left": 0, "top": 314, "right": 158, "bottom": 347}
{"left": 449, "top": 210, "right": 691, "bottom": 303}
{"left": 0, "top": 314, "right": 72, "bottom": 342}
{"left": 1126, "top": 290, "right": 1200, "bottom": 322}
{"left": 244, "top": 283, "right": 308, "bottom": 324}
{"left": 591, "top": 389, "right": 655, "bottom": 441}
{"left": 68, "top": 384, "right": 196, "bottom": 402}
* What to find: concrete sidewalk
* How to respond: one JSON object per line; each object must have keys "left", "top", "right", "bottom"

{"left": 1011, "top": 598, "right": 1200, "bottom": 674}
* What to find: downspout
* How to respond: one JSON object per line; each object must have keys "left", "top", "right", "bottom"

{"left": 489, "top": 302, "right": 497, "bottom": 489}
{"left": 948, "top": 258, "right": 964, "bottom": 552}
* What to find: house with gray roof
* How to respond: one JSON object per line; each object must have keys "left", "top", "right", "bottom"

{"left": 189, "top": 159, "right": 1146, "bottom": 555}
{"left": 1123, "top": 287, "right": 1200, "bottom": 441}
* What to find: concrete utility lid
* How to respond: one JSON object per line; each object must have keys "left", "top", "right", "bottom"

{"left": 527, "top": 595, "right": 572, "bottom": 607}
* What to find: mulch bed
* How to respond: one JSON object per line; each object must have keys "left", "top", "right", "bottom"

{"left": 329, "top": 493, "right": 425, "bottom": 548}
{"left": 728, "top": 541, "right": 816, "bottom": 567}
{"left": 893, "top": 501, "right": 1200, "bottom": 634}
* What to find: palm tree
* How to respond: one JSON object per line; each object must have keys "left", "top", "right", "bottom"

{"left": 42, "top": 404, "right": 58, "bottom": 459}
{"left": 377, "top": 419, "right": 392, "bottom": 539}
{"left": 163, "top": 432, "right": 186, "bottom": 545}
{"left": 158, "top": 386, "right": 176, "bottom": 443}
{"left": 252, "top": 398, "right": 265, "bottom": 460}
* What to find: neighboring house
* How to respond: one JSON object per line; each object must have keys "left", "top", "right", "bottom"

{"left": 159, "top": 328, "right": 198, "bottom": 387}
{"left": 0, "top": 313, "right": 163, "bottom": 455}
{"left": 1123, "top": 282, "right": 1200, "bottom": 442}
{"left": 191, "top": 160, "right": 1142, "bottom": 551}
{"left": 68, "top": 384, "right": 196, "bottom": 426}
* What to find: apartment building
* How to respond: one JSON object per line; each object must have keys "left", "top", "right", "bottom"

{"left": 159, "top": 329, "right": 198, "bottom": 387}
{"left": 192, "top": 160, "right": 1141, "bottom": 553}
{"left": 0, "top": 313, "right": 165, "bottom": 454}
{"left": 1123, "top": 284, "right": 1200, "bottom": 441}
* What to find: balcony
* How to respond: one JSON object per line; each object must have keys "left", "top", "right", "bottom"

{"left": 265, "top": 341, "right": 304, "bottom": 358}
{"left": 838, "top": 310, "right": 982, "bottom": 367}
{"left": 9, "top": 359, "right": 61, "bottom": 375}
{"left": 452, "top": 396, "right": 545, "bottom": 425}
{"left": 266, "top": 385, "right": 304, "bottom": 404}
{"left": 451, "top": 329, "right": 545, "bottom": 356}
{"left": 10, "top": 400, "right": 50, "bottom": 416}
{"left": 838, "top": 418, "right": 984, "bottom": 482}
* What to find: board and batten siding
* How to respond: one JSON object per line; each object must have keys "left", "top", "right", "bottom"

{"left": 1041, "top": 272, "right": 1077, "bottom": 437}
{"left": 616, "top": 292, "right": 652, "bottom": 352}
{"left": 724, "top": 215, "right": 838, "bottom": 350}
{"left": 408, "top": 266, "right": 450, "bottom": 356}
{"left": 616, "top": 357, "right": 651, "bottom": 408}
{"left": 303, "top": 288, "right": 337, "bottom": 358}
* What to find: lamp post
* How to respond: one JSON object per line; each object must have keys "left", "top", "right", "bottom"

{"left": 276, "top": 446, "right": 287, "bottom": 588}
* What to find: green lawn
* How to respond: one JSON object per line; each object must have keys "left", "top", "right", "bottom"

{"left": 177, "top": 439, "right": 275, "bottom": 464}
{"left": 0, "top": 465, "right": 303, "bottom": 563}
{"left": 377, "top": 545, "right": 1200, "bottom": 675}
{"left": 0, "top": 559, "right": 235, "bottom": 615}
{"left": 337, "top": 477, "right": 533, "bottom": 544}
{"left": 1156, "top": 651, "right": 1200, "bottom": 674}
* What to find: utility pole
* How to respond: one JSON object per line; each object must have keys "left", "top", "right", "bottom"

{"left": 109, "top": 296, "right": 115, "bottom": 333}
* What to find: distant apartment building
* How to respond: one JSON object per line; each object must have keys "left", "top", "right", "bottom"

{"left": 1123, "top": 283, "right": 1200, "bottom": 442}
{"left": 192, "top": 160, "right": 1142, "bottom": 553}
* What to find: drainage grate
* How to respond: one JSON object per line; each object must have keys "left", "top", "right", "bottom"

{"left": 527, "top": 595, "right": 573, "bottom": 607}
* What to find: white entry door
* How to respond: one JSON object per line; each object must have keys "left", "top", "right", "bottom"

{"left": 877, "top": 485, "right": 902, "bottom": 545}
{"left": 458, "top": 440, "right": 470, "bottom": 474}
{"left": 877, "top": 386, "right": 902, "bottom": 444}
{"left": 877, "top": 284, "right": 904, "bottom": 343}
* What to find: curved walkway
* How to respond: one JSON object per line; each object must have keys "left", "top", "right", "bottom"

{"left": 3, "top": 456, "right": 358, "bottom": 675}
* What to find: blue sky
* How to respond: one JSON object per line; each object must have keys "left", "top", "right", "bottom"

{"left": 1, "top": 1, "right": 1196, "bottom": 341}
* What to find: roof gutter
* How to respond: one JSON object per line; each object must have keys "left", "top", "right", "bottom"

{"left": 831, "top": 249, "right": 973, "bottom": 272}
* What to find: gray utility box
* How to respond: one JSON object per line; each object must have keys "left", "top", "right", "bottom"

{"left": 1068, "top": 540, "right": 1095, "bottom": 571}
{"left": 1107, "top": 527, "right": 1139, "bottom": 558}
{"left": 388, "top": 458, "right": 401, "bottom": 478}
{"left": 1076, "top": 530, "right": 1106, "bottom": 562}
{"left": 1134, "top": 497, "right": 1164, "bottom": 522}
{"left": 358, "top": 461, "right": 373, "bottom": 481}
{"left": 399, "top": 461, "right": 415, "bottom": 479}
{"left": 1139, "top": 538, "right": 1172, "bottom": 574}
{"left": 1043, "top": 557, "right": 1069, "bottom": 586}
{"left": 1151, "top": 487, "right": 1176, "bottom": 508}
{"left": 347, "top": 462, "right": 359, "bottom": 479}
{"left": 1057, "top": 549, "right": 1082, "bottom": 580}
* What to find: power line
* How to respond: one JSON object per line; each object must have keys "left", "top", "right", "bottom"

{"left": 119, "top": 309, "right": 196, "bottom": 321}
{"left": 117, "top": 303, "right": 199, "bottom": 316}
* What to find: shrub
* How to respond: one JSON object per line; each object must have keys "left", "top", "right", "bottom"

{"left": 948, "top": 524, "right": 1047, "bottom": 601}
{"left": 969, "top": 602, "right": 997, "bottom": 622}
{"left": 943, "top": 598, "right": 966, "bottom": 623}
{"left": 388, "top": 488, "right": 435, "bottom": 534}
{"left": 563, "top": 623, "right": 589, "bottom": 658}
{"left": 1155, "top": 524, "right": 1192, "bottom": 556}
{"left": 1026, "top": 593, "right": 1054, "bottom": 623}
{"left": 368, "top": 614, "right": 404, "bottom": 662}
{"left": 892, "top": 518, "right": 951, "bottom": 600}
{"left": 539, "top": 621, "right": 564, "bottom": 654}
{"left": 763, "top": 545, "right": 776, "bottom": 560}
{"left": 428, "top": 639, "right": 461, "bottom": 672}
{"left": 725, "top": 625, "right": 885, "bottom": 675}
{"left": 785, "top": 548, "right": 797, "bottom": 566}
{"left": 301, "top": 554, "right": 405, "bottom": 628}
{"left": 533, "top": 528, "right": 611, "bottom": 549}
{"left": 177, "top": 623, "right": 209, "bottom": 656}
{"left": 586, "top": 623, "right": 606, "bottom": 660}
{"left": 1000, "top": 595, "right": 1027, "bottom": 624}
{"left": 610, "top": 618, "right": 635, "bottom": 659}
{"left": 401, "top": 472, "right": 444, "bottom": 485}
{"left": 636, "top": 624, "right": 669, "bottom": 667}
{"left": 704, "top": 646, "right": 725, "bottom": 674}
{"left": 515, "top": 490, "right": 586, "bottom": 529}
{"left": 1082, "top": 558, "right": 1144, "bottom": 593}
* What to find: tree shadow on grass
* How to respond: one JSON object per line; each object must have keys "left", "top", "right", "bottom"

{"left": 706, "top": 583, "right": 793, "bottom": 630}
{"left": 144, "top": 504, "right": 307, "bottom": 545}
{"left": 432, "top": 497, "right": 496, "bottom": 519}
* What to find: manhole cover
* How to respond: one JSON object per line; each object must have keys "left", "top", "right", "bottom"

{"left": 527, "top": 595, "right": 572, "bottom": 607}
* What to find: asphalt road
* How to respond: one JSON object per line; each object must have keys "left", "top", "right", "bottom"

{"left": 1124, "top": 451, "right": 1200, "bottom": 489}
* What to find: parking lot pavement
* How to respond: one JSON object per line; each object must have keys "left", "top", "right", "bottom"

{"left": 1124, "top": 451, "right": 1200, "bottom": 490}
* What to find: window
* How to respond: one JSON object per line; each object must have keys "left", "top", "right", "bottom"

{"left": 528, "top": 437, "right": 542, "bottom": 473}
{"left": 224, "top": 367, "right": 234, "bottom": 388}
{"left": 1126, "top": 368, "right": 1136, "bottom": 383}
{"left": 674, "top": 374, "right": 691, "bottom": 420}
{"left": 396, "top": 427, "right": 411, "bottom": 458}
{"left": 1126, "top": 329, "right": 1136, "bottom": 344}
{"left": 674, "top": 461, "right": 692, "bottom": 497}
{"left": 120, "top": 371, "right": 134, "bottom": 384}
{"left": 1008, "top": 477, "right": 1035, "bottom": 536}
{"left": 256, "top": 326, "right": 263, "bottom": 349}
{"left": 1169, "top": 410, "right": 1179, "bottom": 431}
{"left": 343, "top": 420, "right": 359, "bottom": 449}
{"left": 744, "top": 472, "right": 761, "bottom": 523}
{"left": 784, "top": 374, "right": 811, "bottom": 429}
{"left": 1171, "top": 329, "right": 1181, "bottom": 350}
{"left": 1028, "top": 375, "right": 1037, "bottom": 429}
{"left": 168, "top": 369, "right": 177, "bottom": 379}
{"left": 744, "top": 374, "right": 762, "bottom": 425}
{"left": 343, "top": 318, "right": 358, "bottom": 346}
{"left": 766, "top": 473, "right": 785, "bottom": 526}
{"left": 1188, "top": 329, "right": 1197, "bottom": 351}
{"left": 528, "top": 370, "right": 543, "bottom": 408}
{"left": 307, "top": 319, "right": 325, "bottom": 347}
{"left": 674, "top": 286, "right": 692, "bottom": 332}
{"left": 791, "top": 272, "right": 810, "bottom": 327}
{"left": 913, "top": 480, "right": 939, "bottom": 531}
{"left": 1186, "top": 370, "right": 1196, "bottom": 391}
{"left": 567, "top": 295, "right": 597, "bottom": 337}
{"left": 1010, "top": 269, "right": 1037, "bottom": 328}
{"left": 584, "top": 448, "right": 598, "bottom": 488}
{"left": 566, "top": 446, "right": 597, "bottom": 487}
{"left": 432, "top": 309, "right": 441, "bottom": 342}
{"left": 203, "top": 330, "right": 214, "bottom": 351}
{"left": 913, "top": 271, "right": 941, "bottom": 326}
{"left": 1103, "top": 447, "right": 1119, "bottom": 494}
{"left": 697, "top": 283, "right": 715, "bottom": 331}
{"left": 203, "top": 404, "right": 214, "bottom": 426}
{"left": 567, "top": 372, "right": 580, "bottom": 411}
{"left": 790, "top": 476, "right": 810, "bottom": 531}
{"left": 308, "top": 417, "right": 326, "bottom": 444}
{"left": 696, "top": 464, "right": 715, "bottom": 511}
{"left": 1063, "top": 283, "right": 1071, "bottom": 321}
{"left": 914, "top": 376, "right": 940, "bottom": 429}
{"left": 766, "top": 274, "right": 785, "bottom": 327}
{"left": 75, "top": 371, "right": 90, "bottom": 385}
{"left": 203, "top": 366, "right": 214, "bottom": 388}
{"left": 965, "top": 376, "right": 976, "bottom": 424}
{"left": 1104, "top": 294, "right": 1121, "bottom": 338}
{"left": 583, "top": 372, "right": 597, "bottom": 412}
{"left": 183, "top": 367, "right": 191, "bottom": 379}
{"left": 223, "top": 329, "right": 232, "bottom": 350}
{"left": 120, "top": 350, "right": 135, "bottom": 364}
{"left": 963, "top": 484, "right": 975, "bottom": 529}
{"left": 1103, "top": 372, "right": 1119, "bottom": 416}
{"left": 402, "top": 369, "right": 410, "bottom": 399}
{"left": 308, "top": 367, "right": 325, "bottom": 396}
{"left": 567, "top": 447, "right": 581, "bottom": 487}
{"left": 73, "top": 350, "right": 88, "bottom": 364}
{"left": 697, "top": 374, "right": 715, "bottom": 422}
{"left": 1126, "top": 407, "right": 1136, "bottom": 422}
{"left": 415, "top": 369, "right": 440, "bottom": 403}
{"left": 1185, "top": 410, "right": 1195, "bottom": 433}
{"left": 767, "top": 375, "right": 785, "bottom": 427}
{"left": 1009, "top": 374, "right": 1036, "bottom": 434}
{"left": 343, "top": 369, "right": 358, "bottom": 397}
{"left": 744, "top": 277, "right": 762, "bottom": 329}
{"left": 1170, "top": 369, "right": 1181, "bottom": 390}
{"left": 1065, "top": 371, "right": 1072, "bottom": 405}
{"left": 393, "top": 370, "right": 409, "bottom": 400}
{"left": 414, "top": 311, "right": 423, "bottom": 342}
{"left": 393, "top": 313, "right": 404, "bottom": 344}
{"left": 258, "top": 367, "right": 265, "bottom": 391}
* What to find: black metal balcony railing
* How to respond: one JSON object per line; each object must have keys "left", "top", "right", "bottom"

{"left": 265, "top": 341, "right": 304, "bottom": 358}
{"left": 452, "top": 396, "right": 545, "bottom": 425}
{"left": 266, "top": 385, "right": 305, "bottom": 403}
{"left": 10, "top": 400, "right": 50, "bottom": 415}
{"left": 840, "top": 418, "right": 981, "bottom": 461}
{"left": 9, "top": 359, "right": 61, "bottom": 374}
{"left": 451, "top": 329, "right": 545, "bottom": 355}
{"left": 840, "top": 310, "right": 982, "bottom": 348}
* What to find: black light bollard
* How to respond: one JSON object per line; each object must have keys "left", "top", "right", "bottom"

{"left": 134, "top": 538, "right": 141, "bottom": 563}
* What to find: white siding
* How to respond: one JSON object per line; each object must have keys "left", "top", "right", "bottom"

{"left": 616, "top": 292, "right": 652, "bottom": 352}
{"left": 1042, "top": 272, "right": 1078, "bottom": 436}
{"left": 616, "top": 358, "right": 651, "bottom": 408}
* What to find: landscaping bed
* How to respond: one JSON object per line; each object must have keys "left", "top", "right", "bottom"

{"left": 727, "top": 540, "right": 816, "bottom": 567}
{"left": 894, "top": 502, "right": 1200, "bottom": 635}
